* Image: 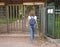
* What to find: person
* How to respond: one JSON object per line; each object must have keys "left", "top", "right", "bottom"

{"left": 28, "top": 9, "right": 37, "bottom": 43}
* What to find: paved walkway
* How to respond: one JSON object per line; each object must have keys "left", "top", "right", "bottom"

{"left": 0, "top": 34, "right": 59, "bottom": 47}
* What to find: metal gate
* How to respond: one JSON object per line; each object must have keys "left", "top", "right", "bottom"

{"left": 23, "top": 3, "right": 46, "bottom": 35}
{"left": 46, "top": 3, "right": 60, "bottom": 39}
{"left": 0, "top": 5, "right": 23, "bottom": 33}
{"left": 7, "top": 5, "right": 23, "bottom": 33}
{"left": 22, "top": 5, "right": 40, "bottom": 34}
{"left": 0, "top": 5, "right": 7, "bottom": 33}
{"left": 0, "top": 4, "right": 45, "bottom": 34}
{"left": 47, "top": 4, "right": 55, "bottom": 38}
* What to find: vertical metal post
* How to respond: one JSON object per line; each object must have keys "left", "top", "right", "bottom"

{"left": 40, "top": 5, "right": 43, "bottom": 34}
{"left": 21, "top": 5, "right": 23, "bottom": 31}
{"left": 22, "top": 5, "right": 26, "bottom": 32}
{"left": 13, "top": 5, "right": 15, "bottom": 32}
{"left": 17, "top": 5, "right": 19, "bottom": 31}
{"left": 10, "top": 5, "right": 12, "bottom": 32}
{"left": 22, "top": 5, "right": 24, "bottom": 32}
{"left": 45, "top": 0, "right": 48, "bottom": 35}
{"left": 11, "top": 6, "right": 13, "bottom": 32}
{"left": 53, "top": 6, "right": 55, "bottom": 38}
{"left": 14, "top": 6, "right": 16, "bottom": 32}
{"left": 18, "top": 5, "right": 21, "bottom": 31}
{"left": 19, "top": 5, "right": 20, "bottom": 31}
{"left": 39, "top": 5, "right": 41, "bottom": 35}
{"left": 16, "top": 5, "right": 18, "bottom": 31}
{"left": 17, "top": 6, "right": 19, "bottom": 31}
{"left": 41, "top": 4, "right": 46, "bottom": 34}
{"left": 24, "top": 5, "right": 26, "bottom": 32}
{"left": 6, "top": 6, "right": 9, "bottom": 33}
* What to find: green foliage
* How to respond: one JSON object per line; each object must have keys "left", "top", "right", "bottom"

{"left": 25, "top": 5, "right": 34, "bottom": 16}
{"left": 0, "top": 17, "right": 18, "bottom": 24}
{"left": 25, "top": 5, "right": 39, "bottom": 16}
{"left": 56, "top": 5, "right": 60, "bottom": 9}
{"left": 0, "top": 18, "right": 7, "bottom": 24}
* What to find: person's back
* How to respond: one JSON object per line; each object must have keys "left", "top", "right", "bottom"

{"left": 29, "top": 16, "right": 36, "bottom": 25}
{"left": 28, "top": 9, "right": 37, "bottom": 43}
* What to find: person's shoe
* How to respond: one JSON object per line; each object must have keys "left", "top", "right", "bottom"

{"left": 31, "top": 40, "right": 34, "bottom": 43}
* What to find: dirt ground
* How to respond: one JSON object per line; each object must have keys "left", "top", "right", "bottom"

{"left": 0, "top": 34, "right": 59, "bottom": 47}
{"left": 0, "top": 20, "right": 60, "bottom": 47}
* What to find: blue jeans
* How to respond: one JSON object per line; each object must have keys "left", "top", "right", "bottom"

{"left": 29, "top": 25, "right": 36, "bottom": 42}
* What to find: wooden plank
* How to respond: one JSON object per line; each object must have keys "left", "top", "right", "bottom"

{"left": 23, "top": 2, "right": 44, "bottom": 5}
{"left": 6, "top": 4, "right": 22, "bottom": 6}
{"left": 0, "top": 2, "right": 5, "bottom": 5}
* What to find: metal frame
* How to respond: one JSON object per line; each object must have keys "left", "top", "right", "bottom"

{"left": 47, "top": 5, "right": 55, "bottom": 38}
{"left": 0, "top": 2, "right": 46, "bottom": 34}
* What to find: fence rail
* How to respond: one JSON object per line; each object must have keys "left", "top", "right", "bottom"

{"left": 47, "top": 8, "right": 60, "bottom": 39}
{"left": 55, "top": 9, "right": 60, "bottom": 14}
